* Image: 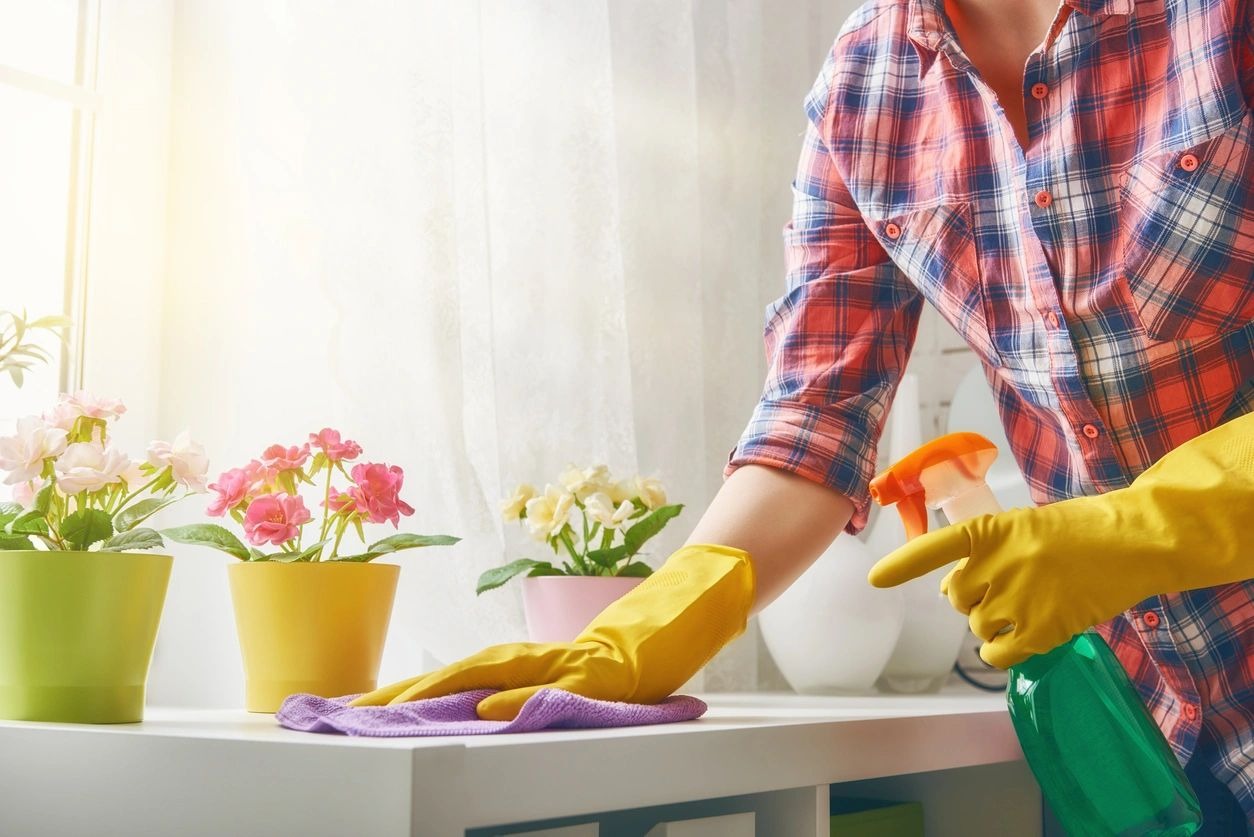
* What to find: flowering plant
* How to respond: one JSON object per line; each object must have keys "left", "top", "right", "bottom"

{"left": 164, "top": 429, "right": 459, "bottom": 562}
{"left": 0, "top": 391, "right": 207, "bottom": 552}
{"left": 477, "top": 464, "right": 683, "bottom": 594}
{"left": 0, "top": 309, "right": 70, "bottom": 388}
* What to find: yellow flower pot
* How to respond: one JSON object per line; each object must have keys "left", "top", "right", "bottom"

{"left": 0, "top": 550, "right": 172, "bottom": 724}
{"left": 228, "top": 561, "right": 400, "bottom": 712}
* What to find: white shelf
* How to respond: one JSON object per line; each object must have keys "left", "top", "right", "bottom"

{"left": 0, "top": 685, "right": 1037, "bottom": 836}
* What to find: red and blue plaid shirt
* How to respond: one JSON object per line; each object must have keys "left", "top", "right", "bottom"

{"left": 727, "top": 0, "right": 1254, "bottom": 818}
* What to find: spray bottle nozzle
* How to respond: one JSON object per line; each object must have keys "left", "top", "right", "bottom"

{"left": 869, "top": 432, "right": 1000, "bottom": 541}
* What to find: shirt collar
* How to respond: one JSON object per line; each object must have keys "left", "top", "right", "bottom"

{"left": 907, "top": 0, "right": 1136, "bottom": 81}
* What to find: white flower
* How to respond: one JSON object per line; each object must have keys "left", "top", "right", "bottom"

{"left": 147, "top": 431, "right": 209, "bottom": 491}
{"left": 558, "top": 463, "right": 612, "bottom": 501}
{"left": 54, "top": 442, "right": 130, "bottom": 494}
{"left": 500, "top": 483, "right": 536, "bottom": 521}
{"left": 43, "top": 391, "right": 127, "bottom": 429}
{"left": 12, "top": 477, "right": 46, "bottom": 508}
{"left": 120, "top": 460, "right": 148, "bottom": 489}
{"left": 524, "top": 484, "right": 575, "bottom": 541}
{"left": 632, "top": 476, "right": 667, "bottom": 510}
{"left": 584, "top": 491, "right": 635, "bottom": 530}
{"left": 0, "top": 416, "right": 69, "bottom": 485}
{"left": 607, "top": 480, "right": 633, "bottom": 505}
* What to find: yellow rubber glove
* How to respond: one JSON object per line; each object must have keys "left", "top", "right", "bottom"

{"left": 351, "top": 543, "right": 755, "bottom": 720}
{"left": 868, "top": 413, "right": 1254, "bottom": 669}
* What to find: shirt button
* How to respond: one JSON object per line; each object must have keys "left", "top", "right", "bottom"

{"left": 1179, "top": 153, "right": 1199, "bottom": 172}
{"left": 1183, "top": 703, "right": 1199, "bottom": 721}
{"left": 1034, "top": 190, "right": 1053, "bottom": 208}
{"left": 885, "top": 222, "right": 901, "bottom": 239}
{"left": 1142, "top": 611, "right": 1160, "bottom": 628}
{"left": 1031, "top": 82, "right": 1049, "bottom": 100}
{"left": 1118, "top": 170, "right": 1129, "bottom": 187}
{"left": 1045, "top": 311, "right": 1059, "bottom": 328}
{"left": 1082, "top": 424, "right": 1100, "bottom": 439}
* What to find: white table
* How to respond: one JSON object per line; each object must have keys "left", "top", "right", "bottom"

{"left": 0, "top": 686, "right": 1041, "bottom": 836}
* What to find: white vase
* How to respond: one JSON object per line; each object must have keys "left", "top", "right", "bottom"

{"left": 758, "top": 536, "right": 905, "bottom": 695}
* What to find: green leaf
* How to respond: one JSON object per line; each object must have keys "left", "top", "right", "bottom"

{"left": 149, "top": 468, "right": 175, "bottom": 493}
{"left": 0, "top": 502, "right": 22, "bottom": 530}
{"left": 475, "top": 558, "right": 550, "bottom": 594}
{"left": 162, "top": 523, "right": 250, "bottom": 560}
{"left": 6, "top": 510, "right": 48, "bottom": 536}
{"left": 525, "top": 562, "right": 563, "bottom": 577}
{"left": 98, "top": 528, "right": 165, "bottom": 552}
{"left": 622, "top": 504, "right": 684, "bottom": 556}
{"left": 585, "top": 544, "right": 628, "bottom": 569}
{"left": 310, "top": 451, "right": 327, "bottom": 474}
{"left": 61, "top": 509, "right": 114, "bottom": 550}
{"left": 248, "top": 547, "right": 267, "bottom": 561}
{"left": 615, "top": 561, "right": 654, "bottom": 578}
{"left": 114, "top": 497, "right": 180, "bottom": 532}
{"left": 30, "top": 484, "right": 53, "bottom": 515}
{"left": 367, "top": 533, "right": 461, "bottom": 554}
{"left": 268, "top": 551, "right": 304, "bottom": 563}
{"left": 0, "top": 534, "right": 34, "bottom": 550}
{"left": 295, "top": 539, "right": 330, "bottom": 562}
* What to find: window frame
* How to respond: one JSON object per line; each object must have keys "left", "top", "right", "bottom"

{"left": 0, "top": 0, "right": 101, "bottom": 397}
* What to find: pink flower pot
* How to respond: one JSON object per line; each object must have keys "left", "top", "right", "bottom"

{"left": 521, "top": 575, "right": 645, "bottom": 643}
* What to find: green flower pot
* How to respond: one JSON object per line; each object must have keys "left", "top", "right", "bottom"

{"left": 0, "top": 550, "right": 172, "bottom": 724}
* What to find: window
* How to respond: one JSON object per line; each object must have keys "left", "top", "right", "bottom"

{"left": 0, "top": 0, "right": 99, "bottom": 427}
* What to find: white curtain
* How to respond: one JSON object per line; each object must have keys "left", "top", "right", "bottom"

{"left": 149, "top": 0, "right": 860, "bottom": 705}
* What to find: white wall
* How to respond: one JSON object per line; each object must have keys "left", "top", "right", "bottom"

{"left": 128, "top": 0, "right": 977, "bottom": 705}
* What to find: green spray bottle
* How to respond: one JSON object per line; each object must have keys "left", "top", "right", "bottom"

{"left": 869, "top": 432, "right": 1202, "bottom": 836}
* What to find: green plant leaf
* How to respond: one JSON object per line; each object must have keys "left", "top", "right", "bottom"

{"left": 0, "top": 534, "right": 34, "bottom": 550}
{"left": 295, "top": 539, "right": 330, "bottom": 562}
{"left": 622, "top": 504, "right": 684, "bottom": 556}
{"left": 615, "top": 561, "right": 654, "bottom": 578}
{"left": 6, "top": 510, "right": 48, "bottom": 536}
{"left": 0, "top": 501, "right": 21, "bottom": 518}
{"left": 150, "top": 468, "right": 175, "bottom": 493}
{"left": 62, "top": 509, "right": 114, "bottom": 550}
{"left": 268, "top": 552, "right": 304, "bottom": 563}
{"left": 367, "top": 533, "right": 461, "bottom": 554}
{"left": 30, "top": 484, "right": 53, "bottom": 515}
{"left": 163, "top": 523, "right": 249, "bottom": 560}
{"left": 585, "top": 544, "right": 628, "bottom": 569}
{"left": 248, "top": 547, "right": 267, "bottom": 561}
{"left": 114, "top": 497, "right": 180, "bottom": 532}
{"left": 475, "top": 558, "right": 551, "bottom": 594}
{"left": 525, "top": 562, "right": 562, "bottom": 577}
{"left": 98, "top": 528, "right": 165, "bottom": 552}
{"left": 310, "top": 451, "right": 327, "bottom": 474}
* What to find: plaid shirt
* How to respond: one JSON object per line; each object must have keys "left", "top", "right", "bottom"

{"left": 727, "top": 0, "right": 1254, "bottom": 818}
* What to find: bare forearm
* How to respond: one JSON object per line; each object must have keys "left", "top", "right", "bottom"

{"left": 685, "top": 464, "right": 854, "bottom": 614}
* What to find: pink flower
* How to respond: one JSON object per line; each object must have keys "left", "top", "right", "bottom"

{"left": 241, "top": 459, "right": 273, "bottom": 492}
{"left": 42, "top": 391, "right": 127, "bottom": 430}
{"left": 242, "top": 493, "right": 311, "bottom": 546}
{"left": 308, "top": 428, "right": 362, "bottom": 463}
{"left": 324, "top": 488, "right": 355, "bottom": 514}
{"left": 347, "top": 463, "right": 414, "bottom": 527}
{"left": 147, "top": 431, "right": 209, "bottom": 491}
{"left": 12, "top": 477, "right": 45, "bottom": 509}
{"left": 207, "top": 467, "right": 253, "bottom": 517}
{"left": 260, "top": 443, "right": 309, "bottom": 473}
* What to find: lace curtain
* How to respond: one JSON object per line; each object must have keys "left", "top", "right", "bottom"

{"left": 150, "top": 0, "right": 860, "bottom": 705}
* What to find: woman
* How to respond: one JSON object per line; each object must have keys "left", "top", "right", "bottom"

{"left": 358, "top": 0, "right": 1254, "bottom": 829}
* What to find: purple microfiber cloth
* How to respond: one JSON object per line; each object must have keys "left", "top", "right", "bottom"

{"left": 275, "top": 688, "right": 707, "bottom": 737}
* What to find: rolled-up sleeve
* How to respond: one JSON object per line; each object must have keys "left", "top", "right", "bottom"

{"left": 724, "top": 51, "right": 923, "bottom": 534}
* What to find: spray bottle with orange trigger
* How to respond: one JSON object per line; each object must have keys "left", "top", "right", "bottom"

{"left": 869, "top": 432, "right": 1201, "bottom": 837}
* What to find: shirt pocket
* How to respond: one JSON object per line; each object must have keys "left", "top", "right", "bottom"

{"left": 867, "top": 201, "right": 999, "bottom": 365}
{"left": 1118, "top": 107, "right": 1254, "bottom": 342}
